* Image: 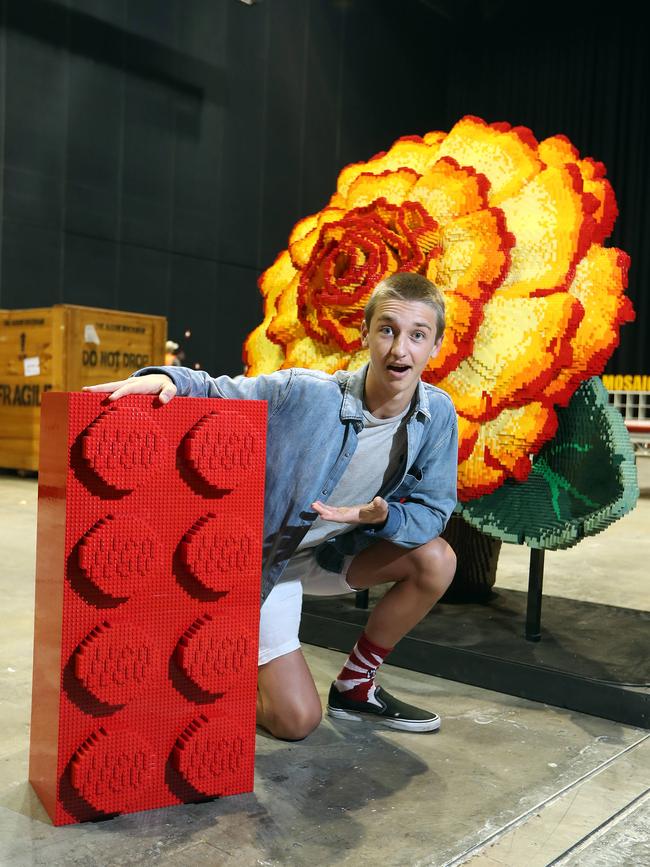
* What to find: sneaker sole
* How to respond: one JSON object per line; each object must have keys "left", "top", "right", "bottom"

{"left": 327, "top": 705, "right": 441, "bottom": 733}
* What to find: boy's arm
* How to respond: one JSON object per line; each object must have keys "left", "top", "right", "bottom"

{"left": 85, "top": 365, "right": 295, "bottom": 412}
{"left": 133, "top": 365, "right": 293, "bottom": 408}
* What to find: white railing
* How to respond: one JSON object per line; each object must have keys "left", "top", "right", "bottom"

{"left": 606, "top": 389, "right": 650, "bottom": 455}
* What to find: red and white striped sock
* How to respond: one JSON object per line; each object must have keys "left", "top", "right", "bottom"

{"left": 334, "top": 632, "right": 393, "bottom": 707}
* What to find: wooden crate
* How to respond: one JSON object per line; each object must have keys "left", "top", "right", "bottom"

{"left": 0, "top": 304, "right": 167, "bottom": 470}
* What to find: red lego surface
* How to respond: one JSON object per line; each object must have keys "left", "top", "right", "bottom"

{"left": 29, "top": 393, "right": 266, "bottom": 825}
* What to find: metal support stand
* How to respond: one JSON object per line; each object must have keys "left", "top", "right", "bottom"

{"left": 525, "top": 548, "right": 545, "bottom": 642}
{"left": 356, "top": 546, "right": 547, "bottom": 639}
{"left": 355, "top": 589, "right": 369, "bottom": 609}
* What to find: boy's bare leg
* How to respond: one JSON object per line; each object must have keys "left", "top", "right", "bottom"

{"left": 322, "top": 537, "right": 455, "bottom": 731}
{"left": 256, "top": 537, "right": 455, "bottom": 741}
{"left": 257, "top": 649, "right": 322, "bottom": 741}
{"left": 346, "top": 536, "right": 456, "bottom": 648}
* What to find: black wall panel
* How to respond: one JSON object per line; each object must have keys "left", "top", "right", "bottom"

{"left": 168, "top": 253, "right": 219, "bottom": 375}
{"left": 219, "top": 0, "right": 267, "bottom": 273}
{"left": 63, "top": 233, "right": 117, "bottom": 308}
{"left": 0, "top": 0, "right": 647, "bottom": 376}
{"left": 117, "top": 243, "right": 171, "bottom": 315}
{"left": 299, "top": 1, "right": 345, "bottom": 217}
{"left": 1, "top": 220, "right": 61, "bottom": 306}
{"left": 65, "top": 11, "right": 123, "bottom": 242}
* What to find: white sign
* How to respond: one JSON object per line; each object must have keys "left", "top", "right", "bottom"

{"left": 84, "top": 324, "right": 100, "bottom": 344}
{"left": 23, "top": 356, "right": 40, "bottom": 377}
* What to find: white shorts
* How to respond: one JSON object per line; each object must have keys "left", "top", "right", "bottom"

{"left": 258, "top": 549, "right": 356, "bottom": 666}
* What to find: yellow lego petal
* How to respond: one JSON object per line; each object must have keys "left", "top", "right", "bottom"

{"left": 499, "top": 165, "right": 593, "bottom": 297}
{"left": 437, "top": 293, "right": 583, "bottom": 421}
{"left": 435, "top": 116, "right": 542, "bottom": 206}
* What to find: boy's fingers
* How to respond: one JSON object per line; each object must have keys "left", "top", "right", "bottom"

{"left": 81, "top": 375, "right": 176, "bottom": 402}
{"left": 82, "top": 381, "right": 126, "bottom": 393}
{"left": 158, "top": 383, "right": 177, "bottom": 403}
{"left": 312, "top": 500, "right": 360, "bottom": 523}
{"left": 106, "top": 383, "right": 137, "bottom": 401}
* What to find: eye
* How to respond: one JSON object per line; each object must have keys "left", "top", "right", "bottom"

{"left": 379, "top": 326, "right": 393, "bottom": 335}
{"left": 412, "top": 331, "right": 426, "bottom": 341}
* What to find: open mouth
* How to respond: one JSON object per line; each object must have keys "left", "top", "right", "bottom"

{"left": 387, "top": 364, "right": 411, "bottom": 374}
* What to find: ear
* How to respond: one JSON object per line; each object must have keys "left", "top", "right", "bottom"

{"left": 429, "top": 336, "right": 443, "bottom": 360}
{"left": 360, "top": 320, "right": 369, "bottom": 346}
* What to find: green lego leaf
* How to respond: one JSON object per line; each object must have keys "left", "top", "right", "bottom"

{"left": 457, "top": 377, "right": 639, "bottom": 549}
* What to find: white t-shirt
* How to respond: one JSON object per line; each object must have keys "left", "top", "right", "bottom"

{"left": 297, "top": 404, "right": 409, "bottom": 551}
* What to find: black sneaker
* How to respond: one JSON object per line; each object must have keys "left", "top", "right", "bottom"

{"left": 327, "top": 683, "right": 441, "bottom": 733}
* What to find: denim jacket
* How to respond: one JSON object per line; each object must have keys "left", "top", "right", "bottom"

{"left": 135, "top": 364, "right": 458, "bottom": 601}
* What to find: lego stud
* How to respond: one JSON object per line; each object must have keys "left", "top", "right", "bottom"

{"left": 184, "top": 412, "right": 257, "bottom": 489}
{"left": 179, "top": 513, "right": 256, "bottom": 593}
{"left": 174, "top": 614, "right": 249, "bottom": 696}
{"left": 74, "top": 622, "right": 161, "bottom": 706}
{"left": 171, "top": 715, "right": 245, "bottom": 796}
{"left": 78, "top": 514, "right": 157, "bottom": 601}
{"left": 81, "top": 406, "right": 168, "bottom": 492}
{"left": 69, "top": 728, "right": 157, "bottom": 814}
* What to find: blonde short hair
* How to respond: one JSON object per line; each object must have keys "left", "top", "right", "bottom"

{"left": 364, "top": 272, "right": 445, "bottom": 340}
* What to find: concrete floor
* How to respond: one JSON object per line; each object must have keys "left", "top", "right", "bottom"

{"left": 0, "top": 461, "right": 649, "bottom": 866}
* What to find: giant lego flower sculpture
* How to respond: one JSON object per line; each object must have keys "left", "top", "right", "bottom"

{"left": 244, "top": 116, "right": 637, "bottom": 547}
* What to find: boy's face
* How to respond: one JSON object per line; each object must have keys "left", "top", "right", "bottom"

{"left": 361, "top": 299, "right": 443, "bottom": 407}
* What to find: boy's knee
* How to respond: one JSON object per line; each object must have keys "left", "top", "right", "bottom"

{"left": 262, "top": 699, "right": 322, "bottom": 742}
{"left": 410, "top": 537, "right": 457, "bottom": 596}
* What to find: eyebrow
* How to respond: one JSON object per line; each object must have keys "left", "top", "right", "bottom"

{"left": 376, "top": 315, "right": 432, "bottom": 331}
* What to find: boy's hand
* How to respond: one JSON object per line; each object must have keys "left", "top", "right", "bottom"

{"left": 82, "top": 374, "right": 177, "bottom": 403}
{"left": 311, "top": 496, "right": 388, "bottom": 526}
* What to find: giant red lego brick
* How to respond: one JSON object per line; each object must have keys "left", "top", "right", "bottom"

{"left": 29, "top": 392, "right": 266, "bottom": 825}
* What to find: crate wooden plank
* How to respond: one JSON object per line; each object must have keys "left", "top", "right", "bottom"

{"left": 0, "top": 305, "right": 167, "bottom": 470}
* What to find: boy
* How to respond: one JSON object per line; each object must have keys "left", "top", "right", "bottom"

{"left": 85, "top": 272, "right": 458, "bottom": 740}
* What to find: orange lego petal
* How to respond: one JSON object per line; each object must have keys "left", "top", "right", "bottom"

{"left": 538, "top": 134, "right": 580, "bottom": 167}
{"left": 422, "top": 130, "right": 446, "bottom": 147}
{"left": 434, "top": 207, "right": 514, "bottom": 301}
{"left": 266, "top": 274, "right": 305, "bottom": 345}
{"left": 345, "top": 168, "right": 420, "bottom": 209}
{"left": 543, "top": 246, "right": 633, "bottom": 404}
{"left": 409, "top": 157, "right": 490, "bottom": 224}
{"left": 242, "top": 324, "right": 286, "bottom": 375}
{"left": 423, "top": 292, "right": 480, "bottom": 382}
{"left": 456, "top": 413, "right": 480, "bottom": 464}
{"left": 537, "top": 139, "right": 617, "bottom": 244}
{"left": 582, "top": 175, "right": 617, "bottom": 243}
{"left": 281, "top": 336, "right": 350, "bottom": 373}
{"left": 244, "top": 254, "right": 295, "bottom": 372}
{"left": 337, "top": 136, "right": 436, "bottom": 199}
{"left": 483, "top": 402, "right": 557, "bottom": 479}
{"left": 289, "top": 209, "right": 347, "bottom": 268}
{"left": 258, "top": 249, "right": 297, "bottom": 299}
{"left": 289, "top": 214, "right": 319, "bottom": 247}
{"left": 457, "top": 439, "right": 507, "bottom": 501}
